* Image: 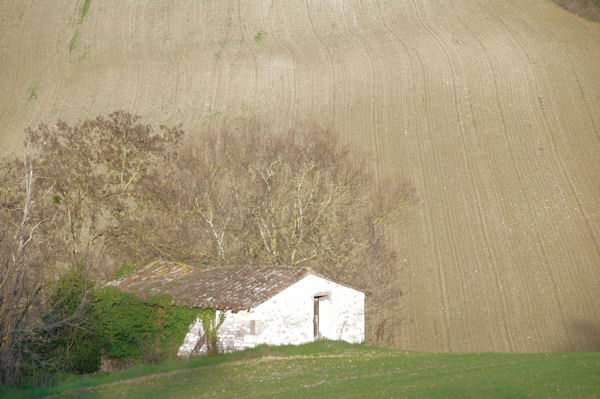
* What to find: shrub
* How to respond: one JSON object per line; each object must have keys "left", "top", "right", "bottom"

{"left": 46, "top": 266, "right": 101, "bottom": 374}
{"left": 15, "top": 265, "right": 101, "bottom": 385}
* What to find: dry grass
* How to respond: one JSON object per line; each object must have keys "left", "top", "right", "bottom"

{"left": 0, "top": 0, "right": 599, "bottom": 352}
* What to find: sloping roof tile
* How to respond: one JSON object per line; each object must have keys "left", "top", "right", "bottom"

{"left": 107, "top": 259, "right": 321, "bottom": 311}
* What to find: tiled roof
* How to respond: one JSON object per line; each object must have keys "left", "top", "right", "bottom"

{"left": 107, "top": 259, "right": 320, "bottom": 311}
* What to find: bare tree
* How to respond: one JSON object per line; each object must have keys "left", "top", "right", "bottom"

{"left": 26, "top": 110, "right": 183, "bottom": 279}
{"left": 0, "top": 135, "right": 69, "bottom": 386}
{"left": 127, "top": 123, "right": 416, "bottom": 343}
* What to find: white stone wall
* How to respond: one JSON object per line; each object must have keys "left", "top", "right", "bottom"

{"left": 178, "top": 273, "right": 364, "bottom": 356}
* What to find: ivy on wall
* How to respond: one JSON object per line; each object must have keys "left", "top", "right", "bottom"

{"left": 93, "top": 286, "right": 215, "bottom": 363}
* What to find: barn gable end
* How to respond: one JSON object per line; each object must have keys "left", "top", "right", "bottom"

{"left": 179, "top": 273, "right": 365, "bottom": 356}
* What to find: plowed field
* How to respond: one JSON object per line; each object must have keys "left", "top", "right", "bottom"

{"left": 1, "top": 0, "right": 599, "bottom": 352}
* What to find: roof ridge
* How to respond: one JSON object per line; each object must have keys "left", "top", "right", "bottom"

{"left": 108, "top": 261, "right": 363, "bottom": 311}
{"left": 153, "top": 260, "right": 310, "bottom": 270}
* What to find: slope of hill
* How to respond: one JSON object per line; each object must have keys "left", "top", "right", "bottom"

{"left": 1, "top": 0, "right": 599, "bottom": 352}
{"left": 7, "top": 342, "right": 600, "bottom": 399}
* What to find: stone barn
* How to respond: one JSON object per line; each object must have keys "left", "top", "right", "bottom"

{"left": 108, "top": 260, "right": 365, "bottom": 357}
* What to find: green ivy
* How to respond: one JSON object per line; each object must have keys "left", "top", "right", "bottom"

{"left": 92, "top": 287, "right": 212, "bottom": 363}
{"left": 201, "top": 310, "right": 226, "bottom": 355}
{"left": 113, "top": 263, "right": 135, "bottom": 279}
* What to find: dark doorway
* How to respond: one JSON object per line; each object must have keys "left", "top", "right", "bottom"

{"left": 313, "top": 295, "right": 327, "bottom": 339}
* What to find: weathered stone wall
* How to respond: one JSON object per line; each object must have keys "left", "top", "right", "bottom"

{"left": 178, "top": 273, "right": 364, "bottom": 356}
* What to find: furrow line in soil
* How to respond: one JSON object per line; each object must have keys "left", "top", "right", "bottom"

{"left": 451, "top": 0, "right": 577, "bottom": 350}
{"left": 305, "top": 1, "right": 337, "bottom": 130}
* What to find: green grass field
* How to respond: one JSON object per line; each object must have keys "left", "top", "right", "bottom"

{"left": 6, "top": 341, "right": 599, "bottom": 399}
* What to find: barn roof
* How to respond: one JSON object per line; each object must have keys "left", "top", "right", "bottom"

{"left": 107, "top": 259, "right": 362, "bottom": 311}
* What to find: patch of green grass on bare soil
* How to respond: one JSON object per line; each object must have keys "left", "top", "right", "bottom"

{"left": 26, "top": 84, "right": 38, "bottom": 101}
{"left": 5, "top": 341, "right": 599, "bottom": 399}
{"left": 79, "top": 0, "right": 91, "bottom": 23}
{"left": 68, "top": 32, "right": 79, "bottom": 53}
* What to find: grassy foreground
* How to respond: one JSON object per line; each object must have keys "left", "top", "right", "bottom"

{"left": 5, "top": 341, "right": 599, "bottom": 399}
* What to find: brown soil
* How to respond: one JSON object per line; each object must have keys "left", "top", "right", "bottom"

{"left": 1, "top": 0, "right": 599, "bottom": 352}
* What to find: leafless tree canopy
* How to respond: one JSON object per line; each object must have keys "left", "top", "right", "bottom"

{"left": 130, "top": 124, "right": 414, "bottom": 275}
{"left": 126, "top": 122, "right": 415, "bottom": 344}
{"left": 27, "top": 111, "right": 183, "bottom": 278}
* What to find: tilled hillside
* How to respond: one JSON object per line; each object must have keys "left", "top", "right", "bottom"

{"left": 1, "top": 0, "right": 599, "bottom": 352}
